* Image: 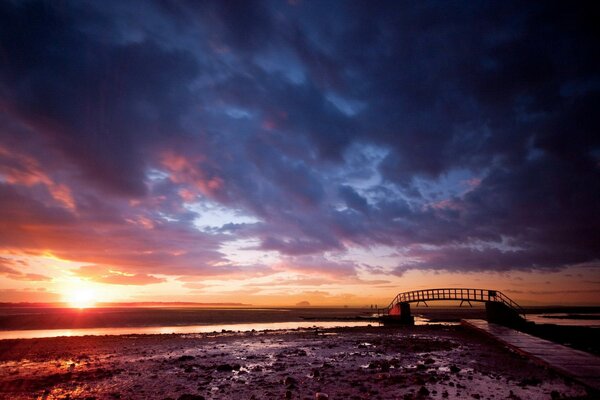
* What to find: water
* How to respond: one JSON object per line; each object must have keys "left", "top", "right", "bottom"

{"left": 0, "top": 320, "right": 376, "bottom": 340}
{"left": 525, "top": 313, "right": 600, "bottom": 327}
{"left": 0, "top": 306, "right": 380, "bottom": 340}
{"left": 1, "top": 306, "right": 596, "bottom": 340}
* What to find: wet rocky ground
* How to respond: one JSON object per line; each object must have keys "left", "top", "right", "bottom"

{"left": 0, "top": 325, "right": 593, "bottom": 399}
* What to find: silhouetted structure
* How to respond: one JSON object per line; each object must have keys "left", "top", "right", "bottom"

{"left": 379, "top": 288, "right": 526, "bottom": 327}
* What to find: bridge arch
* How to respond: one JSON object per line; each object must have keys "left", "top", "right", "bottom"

{"left": 379, "top": 288, "right": 526, "bottom": 325}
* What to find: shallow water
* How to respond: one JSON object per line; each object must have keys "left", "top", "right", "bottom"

{"left": 0, "top": 315, "right": 444, "bottom": 340}
{"left": 0, "top": 320, "right": 376, "bottom": 340}
{"left": 526, "top": 313, "right": 600, "bottom": 327}
{"left": 1, "top": 305, "right": 596, "bottom": 340}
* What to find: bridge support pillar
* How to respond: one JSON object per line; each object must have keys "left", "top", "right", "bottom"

{"left": 485, "top": 301, "right": 525, "bottom": 327}
{"left": 384, "top": 302, "right": 414, "bottom": 325}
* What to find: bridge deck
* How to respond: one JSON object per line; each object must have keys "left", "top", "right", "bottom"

{"left": 462, "top": 319, "right": 600, "bottom": 392}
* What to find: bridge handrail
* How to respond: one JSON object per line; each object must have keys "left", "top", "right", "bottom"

{"left": 380, "top": 288, "right": 525, "bottom": 318}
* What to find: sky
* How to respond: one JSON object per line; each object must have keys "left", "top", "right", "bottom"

{"left": 0, "top": 1, "right": 598, "bottom": 307}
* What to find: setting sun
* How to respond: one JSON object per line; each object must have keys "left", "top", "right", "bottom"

{"left": 66, "top": 288, "right": 96, "bottom": 309}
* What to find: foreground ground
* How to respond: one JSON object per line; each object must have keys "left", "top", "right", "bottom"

{"left": 0, "top": 325, "right": 594, "bottom": 399}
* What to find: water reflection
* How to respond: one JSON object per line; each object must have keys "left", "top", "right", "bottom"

{"left": 526, "top": 313, "right": 600, "bottom": 327}
{"left": 0, "top": 321, "right": 375, "bottom": 340}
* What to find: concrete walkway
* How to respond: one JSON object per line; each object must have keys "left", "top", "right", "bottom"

{"left": 462, "top": 319, "right": 600, "bottom": 392}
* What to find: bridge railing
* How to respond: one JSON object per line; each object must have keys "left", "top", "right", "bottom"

{"left": 379, "top": 288, "right": 525, "bottom": 318}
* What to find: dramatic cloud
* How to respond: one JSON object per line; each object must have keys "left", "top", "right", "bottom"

{"left": 0, "top": 0, "right": 598, "bottom": 291}
{"left": 0, "top": 257, "right": 52, "bottom": 281}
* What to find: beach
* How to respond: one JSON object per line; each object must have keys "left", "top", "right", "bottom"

{"left": 0, "top": 325, "right": 594, "bottom": 400}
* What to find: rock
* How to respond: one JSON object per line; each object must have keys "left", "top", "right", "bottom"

{"left": 418, "top": 386, "right": 430, "bottom": 396}
{"left": 216, "top": 364, "right": 234, "bottom": 372}
{"left": 177, "top": 355, "right": 195, "bottom": 362}
{"left": 519, "top": 377, "right": 541, "bottom": 387}
{"left": 315, "top": 393, "right": 329, "bottom": 400}
{"left": 449, "top": 365, "right": 460, "bottom": 373}
{"left": 380, "top": 360, "right": 390, "bottom": 372}
{"left": 284, "top": 376, "right": 297, "bottom": 387}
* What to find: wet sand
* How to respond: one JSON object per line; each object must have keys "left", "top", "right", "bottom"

{"left": 0, "top": 325, "right": 594, "bottom": 400}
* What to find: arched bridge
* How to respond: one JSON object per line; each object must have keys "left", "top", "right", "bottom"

{"left": 379, "top": 288, "right": 526, "bottom": 326}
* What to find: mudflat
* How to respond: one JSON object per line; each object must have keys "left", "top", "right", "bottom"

{"left": 0, "top": 325, "right": 594, "bottom": 399}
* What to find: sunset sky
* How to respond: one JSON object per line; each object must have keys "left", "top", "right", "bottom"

{"left": 0, "top": 1, "right": 598, "bottom": 307}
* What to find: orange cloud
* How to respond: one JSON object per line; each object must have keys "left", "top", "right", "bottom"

{"left": 0, "top": 146, "right": 75, "bottom": 210}
{"left": 73, "top": 265, "right": 166, "bottom": 286}
{"left": 161, "top": 151, "right": 224, "bottom": 199}
{"left": 7, "top": 273, "right": 52, "bottom": 282}
{"left": 0, "top": 289, "right": 61, "bottom": 303}
{"left": 0, "top": 257, "right": 51, "bottom": 281}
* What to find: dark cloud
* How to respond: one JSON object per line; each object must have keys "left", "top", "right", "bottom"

{"left": 0, "top": 0, "right": 199, "bottom": 196}
{"left": 0, "top": 0, "right": 598, "bottom": 280}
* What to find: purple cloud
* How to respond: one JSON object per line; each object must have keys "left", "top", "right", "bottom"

{"left": 0, "top": 0, "right": 597, "bottom": 284}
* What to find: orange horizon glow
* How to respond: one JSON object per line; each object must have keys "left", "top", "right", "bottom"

{"left": 1, "top": 253, "right": 599, "bottom": 307}
{"left": 64, "top": 287, "right": 97, "bottom": 309}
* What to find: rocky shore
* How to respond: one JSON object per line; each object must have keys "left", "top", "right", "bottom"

{"left": 0, "top": 325, "right": 594, "bottom": 399}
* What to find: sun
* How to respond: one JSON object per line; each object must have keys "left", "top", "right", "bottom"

{"left": 66, "top": 288, "right": 96, "bottom": 309}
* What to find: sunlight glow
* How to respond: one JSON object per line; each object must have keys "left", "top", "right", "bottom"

{"left": 65, "top": 287, "right": 96, "bottom": 309}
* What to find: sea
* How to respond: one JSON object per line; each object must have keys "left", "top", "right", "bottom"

{"left": 0, "top": 305, "right": 598, "bottom": 340}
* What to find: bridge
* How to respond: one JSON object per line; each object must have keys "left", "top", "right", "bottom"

{"left": 378, "top": 288, "right": 526, "bottom": 326}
